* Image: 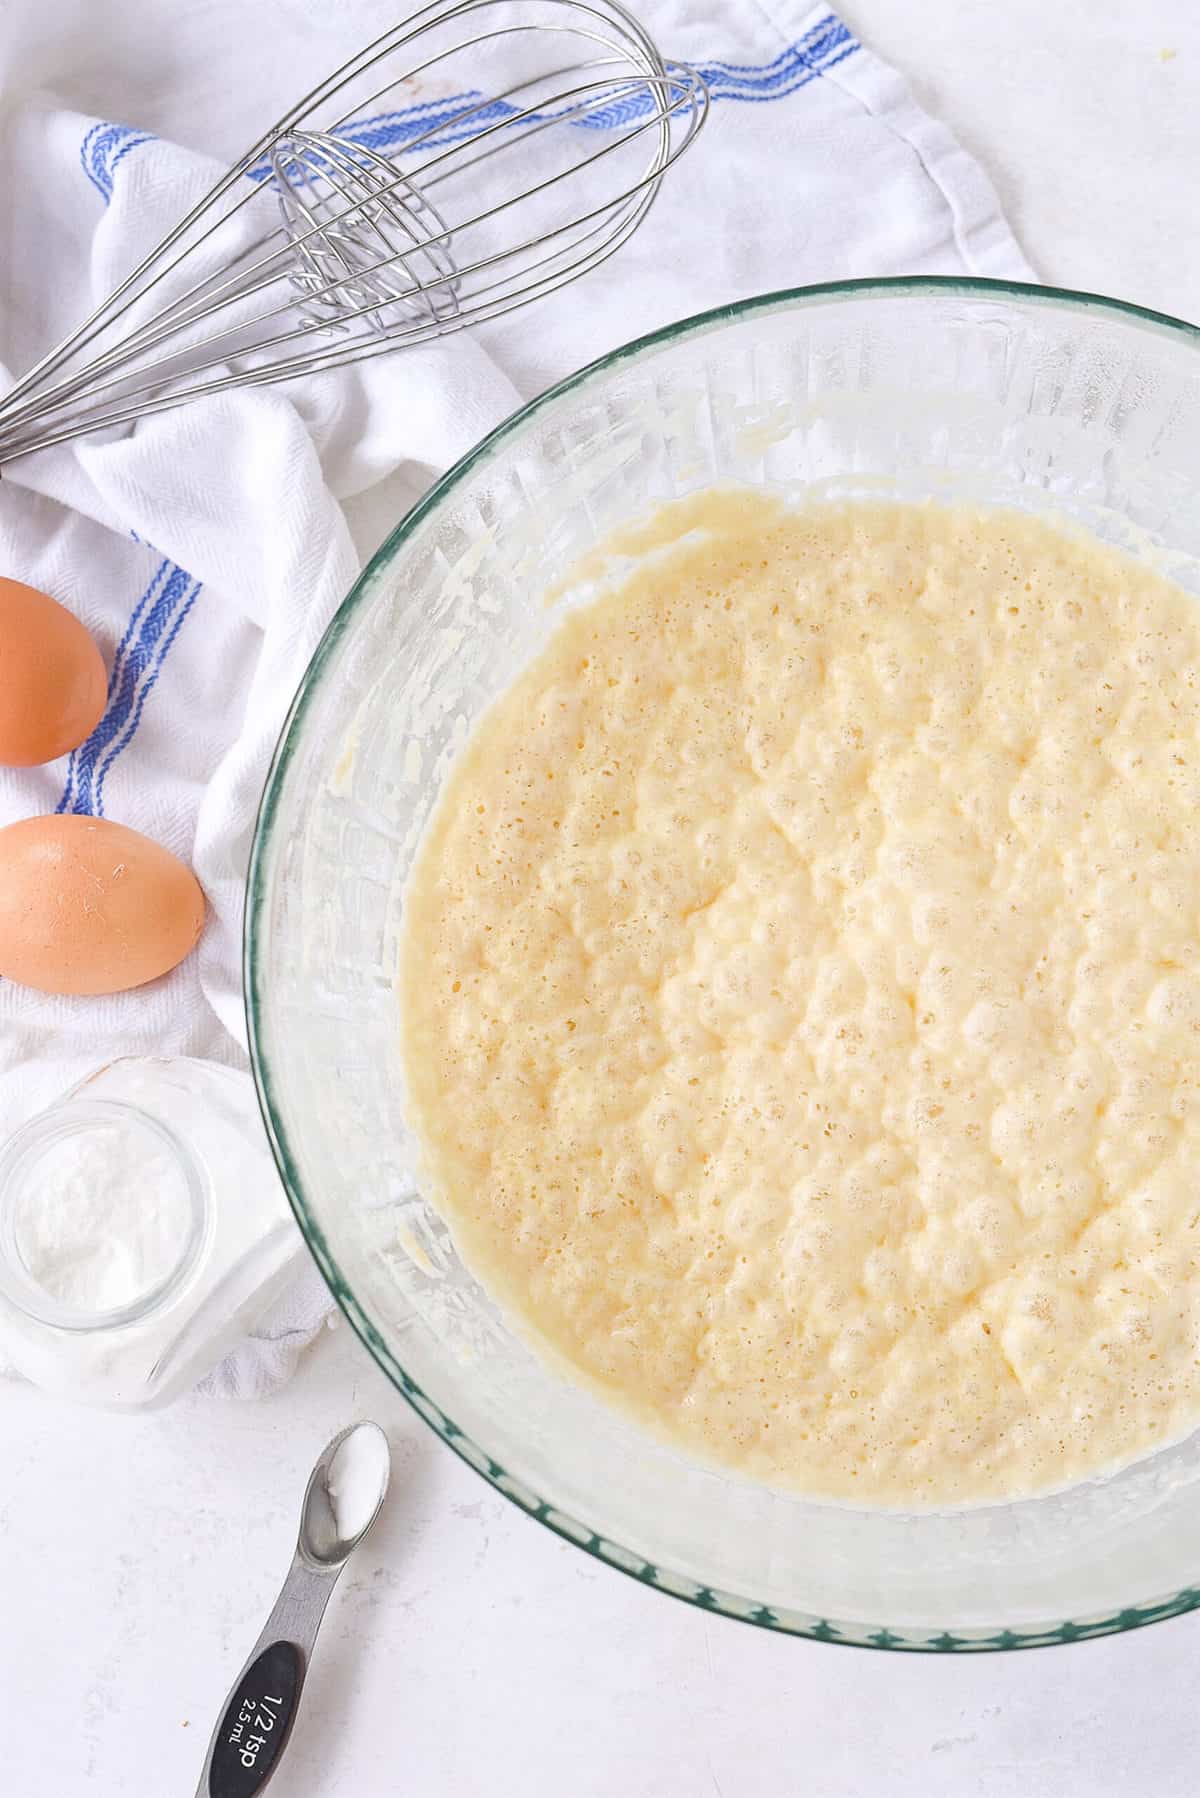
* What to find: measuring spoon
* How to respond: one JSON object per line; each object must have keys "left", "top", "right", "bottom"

{"left": 194, "top": 1420, "right": 391, "bottom": 1797}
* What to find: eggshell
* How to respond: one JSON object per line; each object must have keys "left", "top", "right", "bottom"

{"left": 0, "top": 815, "right": 205, "bottom": 996}
{"left": 0, "top": 577, "right": 107, "bottom": 767}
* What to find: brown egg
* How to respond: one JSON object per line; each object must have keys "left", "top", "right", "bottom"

{"left": 0, "top": 815, "right": 205, "bottom": 996}
{"left": 0, "top": 577, "right": 107, "bottom": 767}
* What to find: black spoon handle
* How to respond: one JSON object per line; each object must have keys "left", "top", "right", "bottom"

{"left": 195, "top": 1555, "right": 340, "bottom": 1798}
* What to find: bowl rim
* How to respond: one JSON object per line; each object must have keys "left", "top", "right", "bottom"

{"left": 245, "top": 273, "right": 1200, "bottom": 1652}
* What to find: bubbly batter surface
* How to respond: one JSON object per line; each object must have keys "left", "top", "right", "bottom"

{"left": 399, "top": 492, "right": 1200, "bottom": 1505}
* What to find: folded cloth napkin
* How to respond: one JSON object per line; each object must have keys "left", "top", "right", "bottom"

{"left": 0, "top": 0, "right": 1034, "bottom": 1396}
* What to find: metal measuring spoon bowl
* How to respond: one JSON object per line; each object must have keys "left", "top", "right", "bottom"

{"left": 194, "top": 1421, "right": 391, "bottom": 1798}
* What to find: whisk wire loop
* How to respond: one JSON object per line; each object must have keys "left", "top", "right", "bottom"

{"left": 0, "top": 0, "right": 707, "bottom": 464}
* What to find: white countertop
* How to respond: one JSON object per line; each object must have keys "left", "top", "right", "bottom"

{"left": 6, "top": 3, "right": 1200, "bottom": 1794}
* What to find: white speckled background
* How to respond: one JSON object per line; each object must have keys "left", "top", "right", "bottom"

{"left": 5, "top": 2, "right": 1200, "bottom": 1793}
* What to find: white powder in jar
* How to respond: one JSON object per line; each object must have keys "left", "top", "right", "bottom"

{"left": 11, "top": 1113, "right": 195, "bottom": 1313}
{"left": 0, "top": 1056, "right": 298, "bottom": 1405}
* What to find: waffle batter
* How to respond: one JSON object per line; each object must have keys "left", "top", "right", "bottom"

{"left": 399, "top": 492, "right": 1200, "bottom": 1505}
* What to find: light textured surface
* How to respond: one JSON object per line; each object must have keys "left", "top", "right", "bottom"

{"left": 836, "top": 0, "right": 1200, "bottom": 324}
{"left": 10, "top": 1321, "right": 1200, "bottom": 1798}
{"left": 401, "top": 494, "right": 1200, "bottom": 1506}
{"left": 5, "top": 1, "right": 1200, "bottom": 1795}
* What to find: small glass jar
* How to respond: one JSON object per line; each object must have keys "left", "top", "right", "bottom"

{"left": 0, "top": 1057, "right": 300, "bottom": 1408}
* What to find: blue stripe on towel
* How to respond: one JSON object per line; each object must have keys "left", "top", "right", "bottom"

{"left": 80, "top": 15, "right": 860, "bottom": 203}
{"left": 93, "top": 576, "right": 202, "bottom": 815}
{"left": 57, "top": 557, "right": 202, "bottom": 817}
{"left": 253, "top": 20, "right": 858, "bottom": 167}
{"left": 57, "top": 556, "right": 170, "bottom": 814}
{"left": 79, "top": 121, "right": 154, "bottom": 201}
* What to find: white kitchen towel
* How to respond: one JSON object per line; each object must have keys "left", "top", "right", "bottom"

{"left": 0, "top": 0, "right": 1034, "bottom": 1394}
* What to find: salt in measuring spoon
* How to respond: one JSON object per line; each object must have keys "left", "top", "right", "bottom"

{"left": 195, "top": 1420, "right": 391, "bottom": 1797}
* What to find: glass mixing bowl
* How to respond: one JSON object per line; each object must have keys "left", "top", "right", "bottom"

{"left": 247, "top": 277, "right": 1200, "bottom": 1651}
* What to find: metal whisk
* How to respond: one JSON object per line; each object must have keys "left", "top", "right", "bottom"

{"left": 0, "top": 0, "right": 707, "bottom": 465}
